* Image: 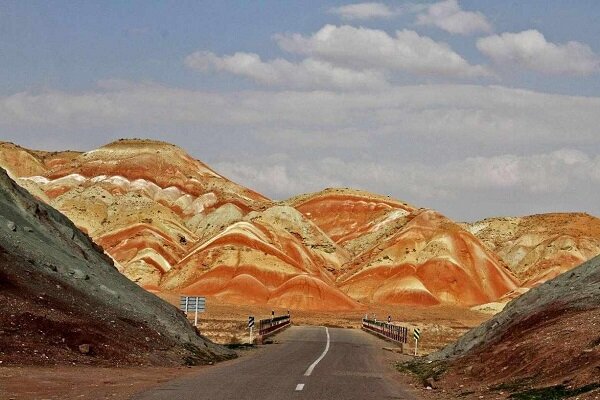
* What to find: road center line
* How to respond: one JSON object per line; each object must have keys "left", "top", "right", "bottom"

{"left": 295, "top": 383, "right": 305, "bottom": 391}
{"left": 304, "top": 327, "right": 330, "bottom": 376}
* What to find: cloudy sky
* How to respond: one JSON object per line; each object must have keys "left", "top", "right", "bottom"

{"left": 2, "top": 1, "right": 600, "bottom": 221}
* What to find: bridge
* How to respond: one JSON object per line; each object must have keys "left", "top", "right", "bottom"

{"left": 134, "top": 325, "right": 418, "bottom": 400}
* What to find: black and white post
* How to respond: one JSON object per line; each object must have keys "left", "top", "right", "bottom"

{"left": 248, "top": 316, "right": 255, "bottom": 343}
{"left": 413, "top": 328, "right": 421, "bottom": 356}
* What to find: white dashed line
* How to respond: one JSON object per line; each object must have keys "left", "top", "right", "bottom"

{"left": 295, "top": 383, "right": 305, "bottom": 391}
{"left": 304, "top": 327, "right": 330, "bottom": 377}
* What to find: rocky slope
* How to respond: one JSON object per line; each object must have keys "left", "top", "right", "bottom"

{"left": 0, "top": 167, "right": 233, "bottom": 366}
{"left": 425, "top": 254, "right": 600, "bottom": 395}
{"left": 462, "top": 213, "right": 600, "bottom": 286}
{"left": 288, "top": 189, "right": 518, "bottom": 306}
{"left": 161, "top": 204, "right": 359, "bottom": 310}
{"left": 0, "top": 140, "right": 269, "bottom": 288}
{"left": 3, "top": 140, "right": 596, "bottom": 311}
{"left": 336, "top": 209, "right": 519, "bottom": 306}
{"left": 0, "top": 140, "right": 359, "bottom": 310}
{"left": 288, "top": 188, "right": 416, "bottom": 253}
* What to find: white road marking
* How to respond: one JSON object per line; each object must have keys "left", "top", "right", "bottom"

{"left": 295, "top": 383, "right": 305, "bottom": 391}
{"left": 304, "top": 327, "right": 330, "bottom": 376}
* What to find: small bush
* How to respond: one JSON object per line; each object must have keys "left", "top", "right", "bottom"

{"left": 396, "top": 360, "right": 448, "bottom": 386}
{"left": 509, "top": 383, "right": 600, "bottom": 400}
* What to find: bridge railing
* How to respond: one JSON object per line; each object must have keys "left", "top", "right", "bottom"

{"left": 362, "top": 319, "right": 408, "bottom": 344}
{"left": 259, "top": 315, "right": 291, "bottom": 336}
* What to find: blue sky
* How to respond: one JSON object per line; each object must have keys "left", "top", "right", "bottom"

{"left": 3, "top": 1, "right": 600, "bottom": 94}
{"left": 1, "top": 1, "right": 600, "bottom": 220}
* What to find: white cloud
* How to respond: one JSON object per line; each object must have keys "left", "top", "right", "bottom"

{"left": 275, "top": 25, "right": 492, "bottom": 78}
{"left": 214, "top": 149, "right": 600, "bottom": 218}
{"left": 2, "top": 83, "right": 600, "bottom": 219}
{"left": 477, "top": 30, "right": 600, "bottom": 75}
{"left": 184, "top": 50, "right": 387, "bottom": 90}
{"left": 2, "top": 83, "right": 599, "bottom": 151}
{"left": 416, "top": 0, "right": 492, "bottom": 35}
{"left": 438, "top": 149, "right": 599, "bottom": 193}
{"left": 328, "top": 2, "right": 398, "bottom": 20}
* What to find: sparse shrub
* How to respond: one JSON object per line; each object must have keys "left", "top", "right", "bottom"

{"left": 508, "top": 383, "right": 600, "bottom": 400}
{"left": 228, "top": 334, "right": 241, "bottom": 345}
{"left": 396, "top": 360, "right": 448, "bottom": 386}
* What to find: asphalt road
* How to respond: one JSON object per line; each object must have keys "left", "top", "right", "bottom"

{"left": 133, "top": 326, "right": 417, "bottom": 400}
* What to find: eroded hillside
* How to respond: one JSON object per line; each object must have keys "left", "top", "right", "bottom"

{"left": 463, "top": 213, "right": 600, "bottom": 286}
{"left": 0, "top": 167, "right": 232, "bottom": 366}
{"left": 0, "top": 140, "right": 358, "bottom": 310}
{"left": 2, "top": 140, "right": 597, "bottom": 311}
{"left": 419, "top": 254, "right": 600, "bottom": 397}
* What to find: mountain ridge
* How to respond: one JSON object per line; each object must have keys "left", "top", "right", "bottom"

{"left": 1, "top": 139, "right": 597, "bottom": 310}
{"left": 0, "top": 166, "right": 233, "bottom": 365}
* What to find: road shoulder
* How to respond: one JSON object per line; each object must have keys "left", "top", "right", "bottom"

{"left": 0, "top": 346, "right": 264, "bottom": 400}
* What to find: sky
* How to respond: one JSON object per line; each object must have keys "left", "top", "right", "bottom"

{"left": 1, "top": 0, "right": 600, "bottom": 221}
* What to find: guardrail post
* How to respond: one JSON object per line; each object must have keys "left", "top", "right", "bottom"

{"left": 361, "top": 318, "right": 409, "bottom": 354}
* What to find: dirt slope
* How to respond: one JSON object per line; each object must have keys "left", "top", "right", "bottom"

{"left": 337, "top": 209, "right": 519, "bottom": 306}
{"left": 288, "top": 189, "right": 519, "bottom": 307}
{"left": 0, "top": 139, "right": 270, "bottom": 289}
{"left": 288, "top": 188, "right": 416, "bottom": 253}
{"left": 5, "top": 140, "right": 598, "bottom": 311}
{"left": 161, "top": 205, "right": 359, "bottom": 310}
{"left": 424, "top": 254, "right": 600, "bottom": 395}
{"left": 0, "top": 140, "right": 359, "bottom": 310}
{"left": 0, "top": 167, "right": 233, "bottom": 366}
{"left": 463, "top": 213, "right": 600, "bottom": 287}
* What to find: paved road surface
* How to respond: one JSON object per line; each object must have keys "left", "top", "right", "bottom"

{"left": 134, "top": 326, "right": 417, "bottom": 400}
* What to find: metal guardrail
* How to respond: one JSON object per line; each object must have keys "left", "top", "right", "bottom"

{"left": 362, "top": 319, "right": 408, "bottom": 343}
{"left": 259, "top": 315, "right": 290, "bottom": 336}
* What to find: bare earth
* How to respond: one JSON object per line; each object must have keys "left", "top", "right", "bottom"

{"left": 158, "top": 293, "right": 490, "bottom": 353}
{"left": 0, "top": 365, "right": 200, "bottom": 400}
{"left": 1, "top": 298, "right": 489, "bottom": 400}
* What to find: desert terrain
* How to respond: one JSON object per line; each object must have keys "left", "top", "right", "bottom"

{"left": 3, "top": 139, "right": 597, "bottom": 313}
{"left": 1, "top": 139, "right": 598, "bottom": 399}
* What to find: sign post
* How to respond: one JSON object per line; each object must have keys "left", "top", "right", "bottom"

{"left": 248, "top": 316, "right": 255, "bottom": 343}
{"left": 179, "top": 296, "right": 206, "bottom": 327}
{"left": 413, "top": 328, "right": 421, "bottom": 356}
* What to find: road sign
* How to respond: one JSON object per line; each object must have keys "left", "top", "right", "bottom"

{"left": 413, "top": 328, "right": 421, "bottom": 356}
{"left": 248, "top": 316, "right": 255, "bottom": 343}
{"left": 179, "top": 296, "right": 206, "bottom": 310}
{"left": 179, "top": 296, "right": 206, "bottom": 327}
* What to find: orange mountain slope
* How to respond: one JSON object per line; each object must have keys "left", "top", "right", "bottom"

{"left": 335, "top": 209, "right": 519, "bottom": 306}
{"left": 161, "top": 205, "right": 359, "bottom": 310}
{"left": 288, "top": 188, "right": 416, "bottom": 251}
{"left": 0, "top": 140, "right": 359, "bottom": 310}
{"left": 0, "top": 140, "right": 270, "bottom": 286}
{"left": 462, "top": 213, "right": 600, "bottom": 286}
{"left": 428, "top": 255, "right": 600, "bottom": 395}
{"left": 3, "top": 140, "right": 597, "bottom": 310}
{"left": 286, "top": 189, "right": 518, "bottom": 306}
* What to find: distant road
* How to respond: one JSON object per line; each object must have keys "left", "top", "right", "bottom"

{"left": 134, "top": 326, "right": 417, "bottom": 400}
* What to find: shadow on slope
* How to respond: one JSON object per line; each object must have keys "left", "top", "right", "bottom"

{"left": 399, "top": 254, "right": 600, "bottom": 397}
{"left": 0, "top": 167, "right": 234, "bottom": 366}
